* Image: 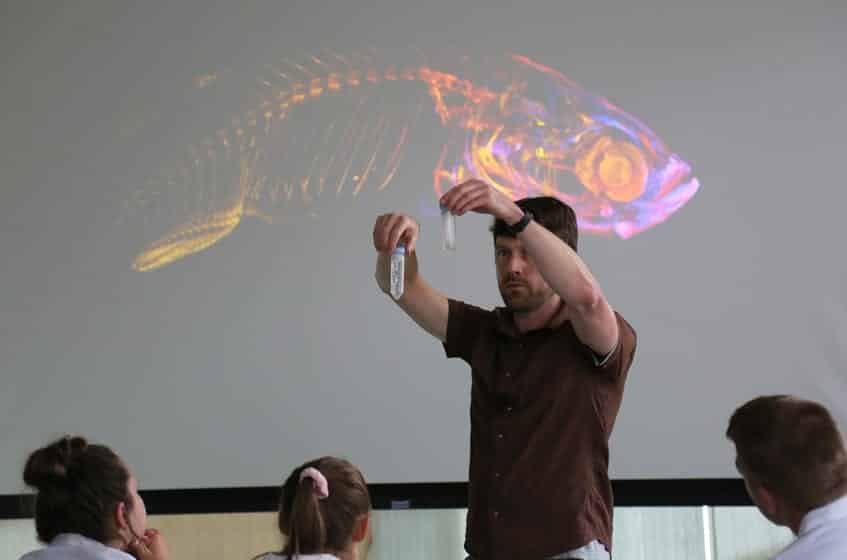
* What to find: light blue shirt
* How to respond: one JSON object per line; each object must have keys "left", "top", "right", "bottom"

{"left": 774, "top": 493, "right": 847, "bottom": 560}
{"left": 20, "top": 534, "right": 134, "bottom": 560}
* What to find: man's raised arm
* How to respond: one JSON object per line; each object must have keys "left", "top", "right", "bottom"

{"left": 439, "top": 180, "right": 618, "bottom": 355}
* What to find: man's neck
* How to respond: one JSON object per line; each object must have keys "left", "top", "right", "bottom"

{"left": 513, "top": 295, "right": 565, "bottom": 333}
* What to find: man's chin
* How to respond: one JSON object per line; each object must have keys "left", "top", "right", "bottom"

{"left": 501, "top": 291, "right": 552, "bottom": 313}
{"left": 501, "top": 288, "right": 525, "bottom": 304}
{"left": 502, "top": 296, "right": 533, "bottom": 312}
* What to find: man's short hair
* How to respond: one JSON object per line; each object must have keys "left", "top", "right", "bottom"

{"left": 727, "top": 395, "right": 847, "bottom": 511}
{"left": 490, "top": 196, "right": 578, "bottom": 251}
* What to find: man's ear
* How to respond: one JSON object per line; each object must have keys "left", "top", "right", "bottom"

{"left": 351, "top": 513, "right": 370, "bottom": 544}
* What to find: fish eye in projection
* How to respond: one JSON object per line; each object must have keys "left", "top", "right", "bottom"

{"left": 129, "top": 51, "right": 699, "bottom": 272}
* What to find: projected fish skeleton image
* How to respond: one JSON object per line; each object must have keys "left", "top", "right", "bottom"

{"left": 130, "top": 52, "right": 699, "bottom": 271}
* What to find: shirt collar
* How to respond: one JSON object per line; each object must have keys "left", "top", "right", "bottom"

{"left": 798, "top": 493, "right": 847, "bottom": 535}
{"left": 494, "top": 307, "right": 520, "bottom": 337}
{"left": 494, "top": 306, "right": 566, "bottom": 338}
{"left": 50, "top": 534, "right": 135, "bottom": 560}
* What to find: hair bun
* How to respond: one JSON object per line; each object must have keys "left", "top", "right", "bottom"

{"left": 23, "top": 435, "right": 89, "bottom": 490}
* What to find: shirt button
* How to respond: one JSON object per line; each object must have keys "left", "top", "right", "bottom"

{"left": 497, "top": 433, "right": 504, "bottom": 439}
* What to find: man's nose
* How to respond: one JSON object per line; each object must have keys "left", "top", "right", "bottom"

{"left": 506, "top": 254, "right": 526, "bottom": 274}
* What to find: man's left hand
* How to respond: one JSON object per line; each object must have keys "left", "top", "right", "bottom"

{"left": 439, "top": 179, "right": 523, "bottom": 224}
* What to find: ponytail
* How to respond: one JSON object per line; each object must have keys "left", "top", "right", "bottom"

{"left": 285, "top": 475, "right": 327, "bottom": 555}
{"left": 277, "top": 457, "right": 371, "bottom": 557}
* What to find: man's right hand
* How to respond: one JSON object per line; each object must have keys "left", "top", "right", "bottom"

{"left": 373, "top": 213, "right": 420, "bottom": 254}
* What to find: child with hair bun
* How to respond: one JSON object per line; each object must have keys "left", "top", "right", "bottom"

{"left": 19, "top": 435, "right": 169, "bottom": 560}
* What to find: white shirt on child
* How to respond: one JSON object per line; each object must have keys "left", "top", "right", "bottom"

{"left": 19, "top": 534, "right": 134, "bottom": 560}
{"left": 261, "top": 553, "right": 339, "bottom": 560}
{"left": 774, "top": 493, "right": 847, "bottom": 559}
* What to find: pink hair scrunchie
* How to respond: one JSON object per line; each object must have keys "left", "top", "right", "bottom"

{"left": 299, "top": 467, "right": 329, "bottom": 499}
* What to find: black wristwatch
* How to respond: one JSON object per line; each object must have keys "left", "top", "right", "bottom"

{"left": 505, "top": 209, "right": 533, "bottom": 235}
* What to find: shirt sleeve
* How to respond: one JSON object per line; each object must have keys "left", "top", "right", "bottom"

{"left": 585, "top": 312, "right": 637, "bottom": 381}
{"left": 442, "top": 298, "right": 491, "bottom": 364}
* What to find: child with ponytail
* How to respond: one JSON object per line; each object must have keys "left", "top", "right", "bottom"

{"left": 258, "top": 457, "right": 371, "bottom": 560}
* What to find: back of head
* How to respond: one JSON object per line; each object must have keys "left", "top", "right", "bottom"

{"left": 23, "top": 435, "right": 130, "bottom": 544}
{"left": 727, "top": 395, "right": 847, "bottom": 512}
{"left": 490, "top": 196, "right": 578, "bottom": 251}
{"left": 278, "top": 457, "right": 371, "bottom": 556}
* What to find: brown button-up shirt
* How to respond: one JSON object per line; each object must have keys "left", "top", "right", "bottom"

{"left": 444, "top": 299, "right": 637, "bottom": 560}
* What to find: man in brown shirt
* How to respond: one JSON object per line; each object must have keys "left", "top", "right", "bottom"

{"left": 372, "top": 179, "right": 637, "bottom": 560}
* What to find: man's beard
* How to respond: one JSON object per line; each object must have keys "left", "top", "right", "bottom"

{"left": 500, "top": 282, "right": 555, "bottom": 313}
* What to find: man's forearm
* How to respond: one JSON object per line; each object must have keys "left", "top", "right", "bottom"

{"left": 375, "top": 251, "right": 448, "bottom": 341}
{"left": 518, "top": 219, "right": 619, "bottom": 353}
{"left": 518, "top": 220, "right": 603, "bottom": 311}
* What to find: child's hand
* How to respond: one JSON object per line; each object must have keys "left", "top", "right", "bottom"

{"left": 129, "top": 528, "right": 170, "bottom": 560}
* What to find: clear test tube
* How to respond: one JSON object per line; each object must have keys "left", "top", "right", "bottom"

{"left": 390, "top": 243, "right": 406, "bottom": 300}
{"left": 441, "top": 204, "right": 456, "bottom": 251}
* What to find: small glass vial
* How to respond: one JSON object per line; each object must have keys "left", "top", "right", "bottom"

{"left": 390, "top": 243, "right": 406, "bottom": 300}
{"left": 441, "top": 204, "right": 456, "bottom": 251}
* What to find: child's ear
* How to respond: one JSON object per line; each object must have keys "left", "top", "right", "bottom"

{"left": 754, "top": 485, "right": 780, "bottom": 520}
{"left": 351, "top": 513, "right": 370, "bottom": 544}
{"left": 115, "top": 501, "right": 129, "bottom": 531}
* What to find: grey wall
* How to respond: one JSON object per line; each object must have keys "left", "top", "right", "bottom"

{"left": 2, "top": 0, "right": 846, "bottom": 492}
